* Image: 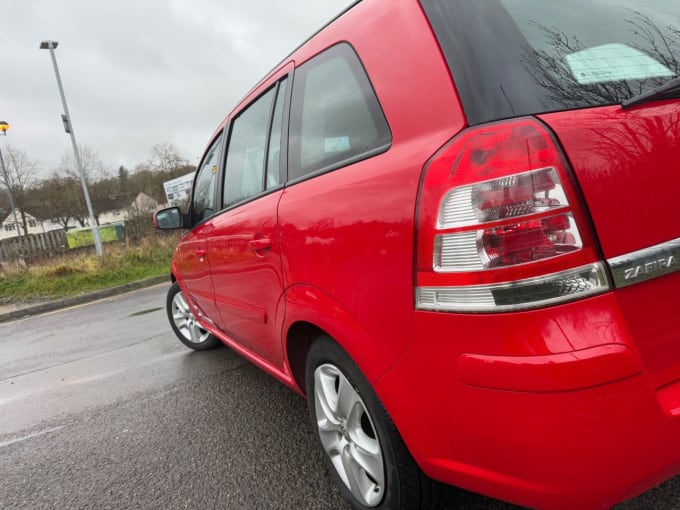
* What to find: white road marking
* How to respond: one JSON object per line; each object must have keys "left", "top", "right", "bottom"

{"left": 0, "top": 425, "right": 65, "bottom": 448}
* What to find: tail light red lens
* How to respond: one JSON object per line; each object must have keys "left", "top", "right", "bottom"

{"left": 481, "top": 213, "right": 580, "bottom": 268}
{"left": 417, "top": 118, "right": 608, "bottom": 312}
{"left": 474, "top": 168, "right": 560, "bottom": 223}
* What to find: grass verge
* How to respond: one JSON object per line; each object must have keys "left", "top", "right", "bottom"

{"left": 0, "top": 234, "right": 178, "bottom": 302}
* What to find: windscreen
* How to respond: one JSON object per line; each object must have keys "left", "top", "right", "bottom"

{"left": 420, "top": 0, "right": 680, "bottom": 124}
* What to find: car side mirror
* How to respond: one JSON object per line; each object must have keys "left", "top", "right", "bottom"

{"left": 153, "top": 207, "right": 183, "bottom": 230}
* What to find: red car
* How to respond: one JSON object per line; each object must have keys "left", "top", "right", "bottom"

{"left": 154, "top": 1, "right": 680, "bottom": 508}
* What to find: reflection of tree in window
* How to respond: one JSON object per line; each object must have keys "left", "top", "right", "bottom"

{"left": 518, "top": 9, "right": 680, "bottom": 107}
{"left": 422, "top": 1, "right": 680, "bottom": 123}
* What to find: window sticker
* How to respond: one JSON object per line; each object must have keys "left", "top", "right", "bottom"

{"left": 566, "top": 43, "right": 674, "bottom": 85}
{"left": 324, "top": 136, "right": 351, "bottom": 153}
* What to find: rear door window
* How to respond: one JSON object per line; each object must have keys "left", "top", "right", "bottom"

{"left": 288, "top": 43, "right": 392, "bottom": 181}
{"left": 420, "top": 0, "right": 680, "bottom": 124}
{"left": 223, "top": 87, "right": 276, "bottom": 207}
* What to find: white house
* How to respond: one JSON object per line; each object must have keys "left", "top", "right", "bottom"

{"left": 0, "top": 192, "right": 161, "bottom": 241}
{"left": 0, "top": 210, "right": 71, "bottom": 241}
{"left": 97, "top": 192, "right": 161, "bottom": 225}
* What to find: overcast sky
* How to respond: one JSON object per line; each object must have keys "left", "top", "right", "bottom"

{"left": 0, "top": 0, "right": 355, "bottom": 179}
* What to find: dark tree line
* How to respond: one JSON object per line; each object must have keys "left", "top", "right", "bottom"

{"left": 0, "top": 142, "right": 194, "bottom": 234}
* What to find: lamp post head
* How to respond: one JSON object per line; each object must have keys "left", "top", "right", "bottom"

{"left": 0, "top": 121, "right": 8, "bottom": 136}
{"left": 39, "top": 41, "right": 59, "bottom": 50}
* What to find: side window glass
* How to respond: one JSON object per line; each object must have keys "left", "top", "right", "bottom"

{"left": 192, "top": 134, "right": 222, "bottom": 224}
{"left": 266, "top": 78, "right": 288, "bottom": 190}
{"left": 223, "top": 87, "right": 276, "bottom": 207}
{"left": 289, "top": 43, "right": 391, "bottom": 181}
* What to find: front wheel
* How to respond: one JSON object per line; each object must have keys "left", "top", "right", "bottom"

{"left": 306, "top": 336, "right": 446, "bottom": 509}
{"left": 166, "top": 281, "right": 220, "bottom": 350}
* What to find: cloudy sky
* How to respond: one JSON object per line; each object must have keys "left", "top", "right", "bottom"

{"left": 0, "top": 0, "right": 354, "bottom": 178}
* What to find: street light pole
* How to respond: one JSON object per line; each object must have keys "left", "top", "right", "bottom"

{"left": 40, "top": 40, "right": 103, "bottom": 256}
{"left": 0, "top": 122, "right": 22, "bottom": 238}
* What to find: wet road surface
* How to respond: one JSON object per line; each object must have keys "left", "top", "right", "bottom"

{"left": 0, "top": 284, "right": 677, "bottom": 509}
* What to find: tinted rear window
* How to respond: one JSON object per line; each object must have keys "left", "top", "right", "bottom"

{"left": 421, "top": 0, "right": 680, "bottom": 124}
{"left": 288, "top": 43, "right": 392, "bottom": 181}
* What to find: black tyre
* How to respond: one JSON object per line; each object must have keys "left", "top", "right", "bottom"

{"left": 306, "top": 336, "right": 446, "bottom": 509}
{"left": 166, "top": 281, "right": 221, "bottom": 350}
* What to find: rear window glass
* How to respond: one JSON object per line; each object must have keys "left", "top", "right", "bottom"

{"left": 420, "top": 0, "right": 680, "bottom": 124}
{"left": 288, "top": 43, "right": 392, "bottom": 181}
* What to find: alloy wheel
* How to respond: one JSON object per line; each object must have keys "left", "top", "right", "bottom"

{"left": 171, "top": 290, "right": 211, "bottom": 344}
{"left": 314, "top": 363, "right": 385, "bottom": 507}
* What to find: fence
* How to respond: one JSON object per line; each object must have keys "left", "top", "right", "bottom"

{"left": 0, "top": 230, "right": 68, "bottom": 261}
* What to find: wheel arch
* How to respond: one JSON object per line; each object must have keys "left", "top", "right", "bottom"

{"left": 283, "top": 284, "right": 402, "bottom": 397}
{"left": 286, "top": 321, "right": 327, "bottom": 396}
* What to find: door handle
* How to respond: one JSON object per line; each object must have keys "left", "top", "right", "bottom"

{"left": 195, "top": 249, "right": 207, "bottom": 260}
{"left": 249, "top": 237, "right": 272, "bottom": 252}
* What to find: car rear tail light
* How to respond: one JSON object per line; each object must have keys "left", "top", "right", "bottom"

{"left": 416, "top": 118, "right": 609, "bottom": 312}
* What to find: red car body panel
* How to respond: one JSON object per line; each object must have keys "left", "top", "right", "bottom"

{"left": 540, "top": 105, "right": 680, "bottom": 389}
{"left": 165, "top": 1, "right": 680, "bottom": 508}
{"left": 207, "top": 191, "right": 286, "bottom": 367}
{"left": 278, "top": 0, "right": 464, "bottom": 382}
{"left": 539, "top": 103, "right": 680, "bottom": 259}
{"left": 374, "top": 291, "right": 680, "bottom": 509}
{"left": 176, "top": 223, "right": 219, "bottom": 322}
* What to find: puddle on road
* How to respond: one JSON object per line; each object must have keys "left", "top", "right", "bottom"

{"left": 129, "top": 307, "right": 162, "bottom": 317}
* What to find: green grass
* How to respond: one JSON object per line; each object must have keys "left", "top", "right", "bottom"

{"left": 0, "top": 234, "right": 179, "bottom": 302}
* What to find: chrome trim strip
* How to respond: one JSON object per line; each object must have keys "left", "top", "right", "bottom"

{"left": 608, "top": 238, "right": 680, "bottom": 288}
{"left": 416, "top": 263, "right": 609, "bottom": 313}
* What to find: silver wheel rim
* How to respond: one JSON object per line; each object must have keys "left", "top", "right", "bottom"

{"left": 171, "top": 290, "right": 211, "bottom": 344}
{"left": 314, "top": 363, "right": 385, "bottom": 507}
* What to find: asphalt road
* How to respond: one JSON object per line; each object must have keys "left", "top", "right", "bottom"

{"left": 0, "top": 284, "right": 678, "bottom": 509}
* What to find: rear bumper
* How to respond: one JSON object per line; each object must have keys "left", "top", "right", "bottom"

{"left": 375, "top": 293, "right": 680, "bottom": 509}
{"left": 459, "top": 343, "right": 641, "bottom": 393}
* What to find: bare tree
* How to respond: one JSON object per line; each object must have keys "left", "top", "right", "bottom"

{"left": 124, "top": 144, "right": 194, "bottom": 203}
{"left": 147, "top": 142, "right": 187, "bottom": 173}
{"left": 58, "top": 145, "right": 118, "bottom": 226}
{"left": 2, "top": 144, "right": 39, "bottom": 235}
{"left": 59, "top": 144, "right": 110, "bottom": 185}
{"left": 30, "top": 174, "right": 84, "bottom": 230}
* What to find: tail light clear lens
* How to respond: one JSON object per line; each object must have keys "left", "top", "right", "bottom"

{"left": 439, "top": 168, "right": 567, "bottom": 228}
{"left": 417, "top": 118, "right": 608, "bottom": 312}
{"left": 434, "top": 213, "right": 582, "bottom": 273}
